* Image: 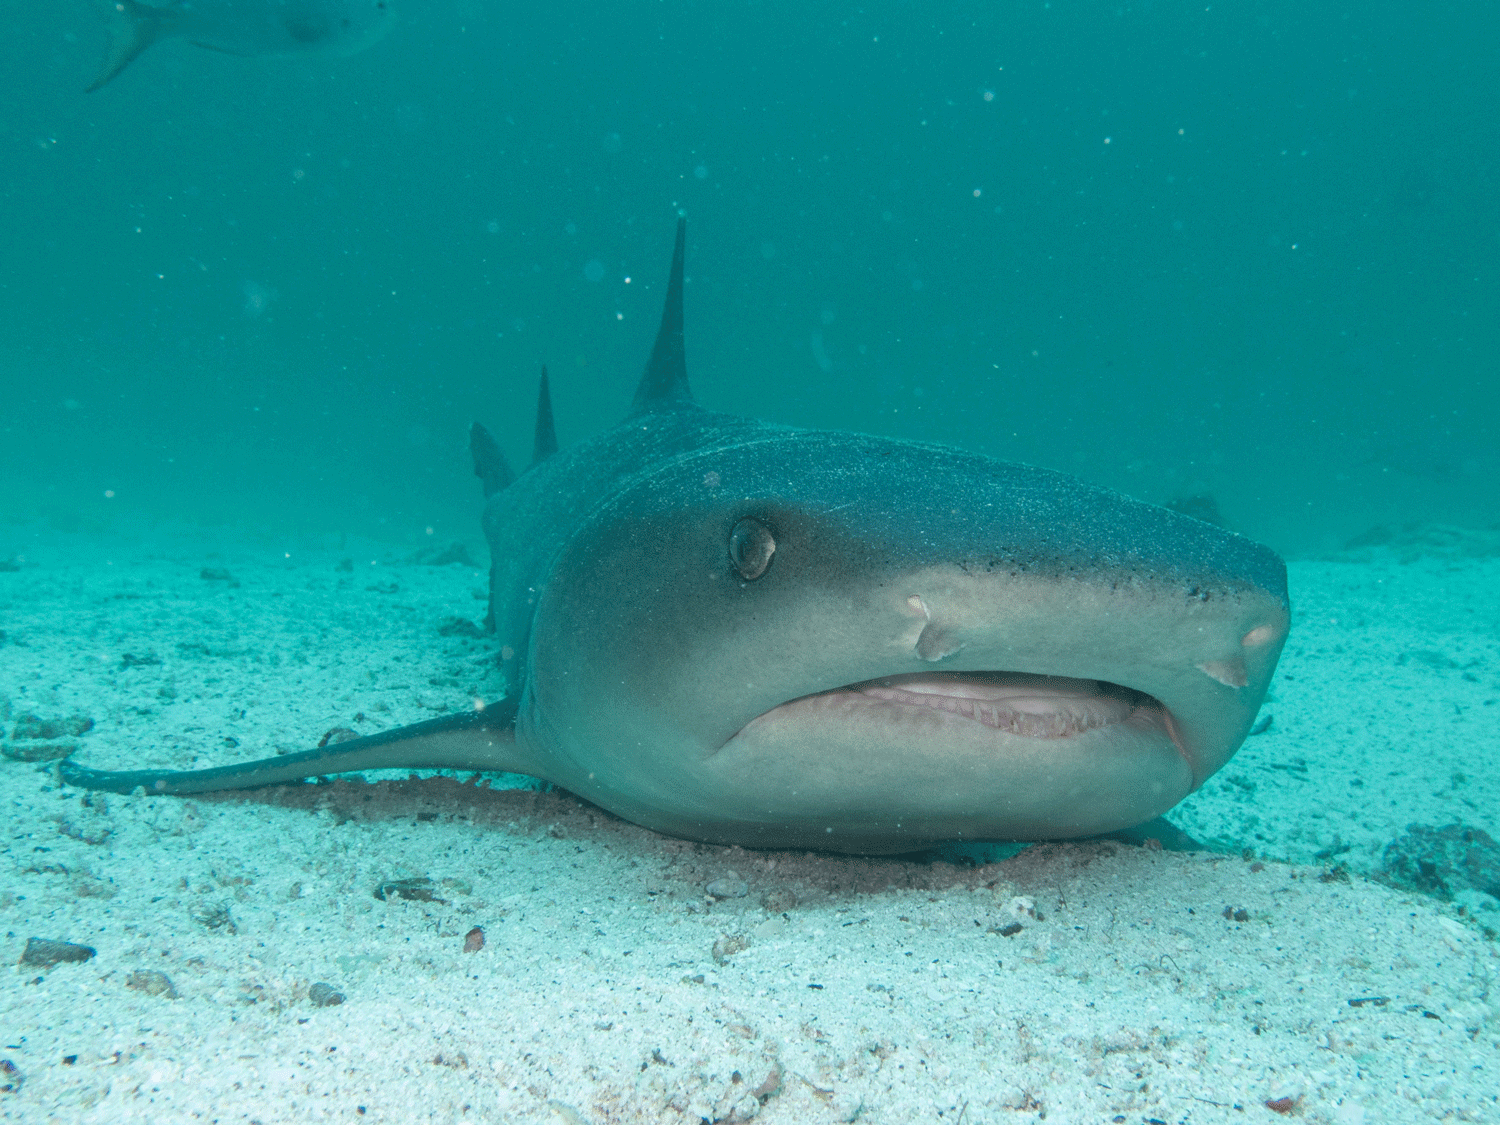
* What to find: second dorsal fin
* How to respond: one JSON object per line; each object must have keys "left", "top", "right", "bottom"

{"left": 470, "top": 421, "right": 513, "bottom": 498}
{"left": 532, "top": 365, "right": 557, "bottom": 465}
{"left": 630, "top": 218, "right": 694, "bottom": 414}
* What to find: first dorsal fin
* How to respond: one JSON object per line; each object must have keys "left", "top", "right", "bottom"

{"left": 531, "top": 365, "right": 557, "bottom": 465}
{"left": 469, "top": 421, "right": 513, "bottom": 498}
{"left": 630, "top": 218, "right": 695, "bottom": 414}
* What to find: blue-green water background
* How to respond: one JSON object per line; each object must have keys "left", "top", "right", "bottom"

{"left": 4, "top": 1, "right": 1496, "bottom": 555}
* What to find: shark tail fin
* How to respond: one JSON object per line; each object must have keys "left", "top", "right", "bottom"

{"left": 88, "top": 0, "right": 173, "bottom": 92}
{"left": 57, "top": 700, "right": 529, "bottom": 796}
{"left": 470, "top": 421, "right": 514, "bottom": 498}
{"left": 629, "top": 217, "right": 695, "bottom": 414}
{"left": 531, "top": 365, "right": 557, "bottom": 466}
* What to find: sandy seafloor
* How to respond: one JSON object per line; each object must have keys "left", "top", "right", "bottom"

{"left": 0, "top": 519, "right": 1496, "bottom": 1125}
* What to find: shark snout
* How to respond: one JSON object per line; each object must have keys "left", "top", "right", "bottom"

{"left": 885, "top": 565, "right": 1287, "bottom": 789}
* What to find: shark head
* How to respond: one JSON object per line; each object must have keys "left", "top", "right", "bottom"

{"left": 508, "top": 222, "right": 1289, "bottom": 853}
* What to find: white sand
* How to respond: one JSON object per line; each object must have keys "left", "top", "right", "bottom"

{"left": 1, "top": 521, "right": 1497, "bottom": 1124}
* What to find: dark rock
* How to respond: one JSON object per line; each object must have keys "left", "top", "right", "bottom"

{"left": 188, "top": 901, "right": 237, "bottom": 933}
{"left": 19, "top": 938, "right": 96, "bottom": 968}
{"left": 760, "top": 888, "right": 798, "bottom": 913}
{"left": 1380, "top": 823, "right": 1500, "bottom": 900}
{"left": 11, "top": 714, "right": 93, "bottom": 740}
{"left": 125, "top": 970, "right": 178, "bottom": 998}
{"left": 373, "top": 877, "right": 444, "bottom": 903}
{"left": 1, "top": 740, "right": 78, "bottom": 762}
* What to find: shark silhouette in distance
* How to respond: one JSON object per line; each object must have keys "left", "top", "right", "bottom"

{"left": 86, "top": 0, "right": 394, "bottom": 92}
{"left": 61, "top": 220, "right": 1290, "bottom": 855}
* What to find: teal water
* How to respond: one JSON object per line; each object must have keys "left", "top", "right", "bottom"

{"left": 3, "top": 1, "right": 1495, "bottom": 553}
{"left": 2, "top": 9, "right": 1499, "bottom": 1117}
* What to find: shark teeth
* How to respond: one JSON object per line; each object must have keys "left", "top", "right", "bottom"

{"left": 856, "top": 674, "right": 1138, "bottom": 739}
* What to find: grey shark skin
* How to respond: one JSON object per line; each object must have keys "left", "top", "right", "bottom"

{"left": 61, "top": 220, "right": 1290, "bottom": 854}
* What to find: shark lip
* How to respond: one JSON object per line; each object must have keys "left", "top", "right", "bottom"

{"left": 728, "top": 670, "right": 1183, "bottom": 761}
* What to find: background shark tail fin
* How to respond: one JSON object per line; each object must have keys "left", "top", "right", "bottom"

{"left": 88, "top": 0, "right": 172, "bottom": 92}
{"left": 629, "top": 218, "right": 695, "bottom": 414}
{"left": 531, "top": 365, "right": 557, "bottom": 465}
{"left": 470, "top": 421, "right": 514, "bottom": 498}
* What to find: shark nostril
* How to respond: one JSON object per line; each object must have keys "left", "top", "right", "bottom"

{"left": 1241, "top": 624, "right": 1278, "bottom": 647}
{"left": 915, "top": 621, "right": 965, "bottom": 662}
{"left": 1196, "top": 658, "right": 1249, "bottom": 688}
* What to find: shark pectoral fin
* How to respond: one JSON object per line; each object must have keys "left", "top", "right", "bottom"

{"left": 59, "top": 702, "right": 533, "bottom": 797}
{"left": 1094, "top": 815, "right": 1205, "bottom": 852}
{"left": 88, "top": 0, "right": 173, "bottom": 92}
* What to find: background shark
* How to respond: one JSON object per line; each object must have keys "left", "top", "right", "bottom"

{"left": 61, "top": 221, "right": 1290, "bottom": 854}
{"left": 87, "top": 0, "right": 394, "bottom": 91}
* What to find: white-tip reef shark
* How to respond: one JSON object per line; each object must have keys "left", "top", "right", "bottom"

{"left": 62, "top": 220, "right": 1290, "bottom": 854}
{"left": 86, "top": 0, "right": 395, "bottom": 92}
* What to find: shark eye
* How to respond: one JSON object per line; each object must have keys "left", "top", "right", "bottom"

{"left": 728, "top": 518, "right": 775, "bottom": 581}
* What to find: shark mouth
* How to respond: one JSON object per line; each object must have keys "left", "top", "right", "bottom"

{"left": 735, "top": 671, "right": 1172, "bottom": 747}
{"left": 849, "top": 672, "right": 1153, "bottom": 738}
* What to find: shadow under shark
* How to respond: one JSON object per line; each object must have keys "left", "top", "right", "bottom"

{"left": 62, "top": 220, "right": 1289, "bottom": 854}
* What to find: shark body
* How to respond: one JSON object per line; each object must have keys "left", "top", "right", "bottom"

{"left": 62, "top": 221, "right": 1289, "bottom": 854}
